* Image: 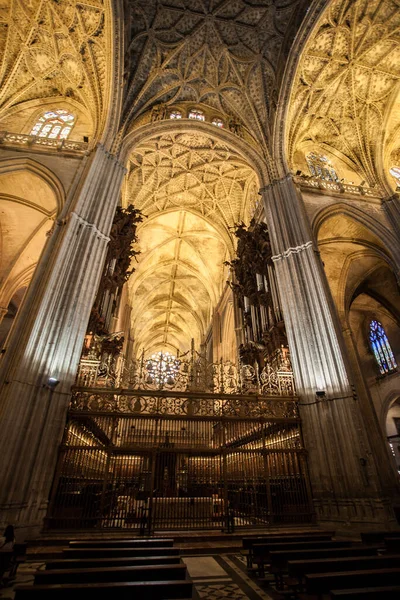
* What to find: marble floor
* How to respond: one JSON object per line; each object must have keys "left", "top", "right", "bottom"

{"left": 183, "top": 554, "right": 275, "bottom": 600}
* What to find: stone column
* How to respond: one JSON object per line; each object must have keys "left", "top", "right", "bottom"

{"left": 261, "top": 174, "right": 398, "bottom": 529}
{"left": 382, "top": 193, "right": 400, "bottom": 239}
{"left": 0, "top": 144, "right": 126, "bottom": 536}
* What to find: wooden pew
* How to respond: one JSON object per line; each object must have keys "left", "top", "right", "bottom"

{"left": 45, "top": 556, "right": 182, "bottom": 570}
{"left": 69, "top": 538, "right": 174, "bottom": 548}
{"left": 14, "top": 580, "right": 193, "bottom": 600}
{"left": 288, "top": 553, "right": 400, "bottom": 580}
{"left": 384, "top": 537, "right": 400, "bottom": 552}
{"left": 305, "top": 568, "right": 400, "bottom": 598}
{"left": 62, "top": 546, "right": 180, "bottom": 558}
{"left": 268, "top": 546, "right": 381, "bottom": 588}
{"left": 361, "top": 531, "right": 400, "bottom": 544}
{"left": 34, "top": 564, "right": 187, "bottom": 585}
{"left": 330, "top": 586, "right": 400, "bottom": 599}
{"left": 252, "top": 540, "right": 351, "bottom": 576}
{"left": 242, "top": 533, "right": 334, "bottom": 568}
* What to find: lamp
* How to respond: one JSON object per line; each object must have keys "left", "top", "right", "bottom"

{"left": 47, "top": 377, "right": 60, "bottom": 390}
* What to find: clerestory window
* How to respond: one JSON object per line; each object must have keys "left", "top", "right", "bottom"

{"left": 306, "top": 152, "right": 339, "bottom": 182}
{"left": 212, "top": 118, "right": 224, "bottom": 128}
{"left": 169, "top": 110, "right": 182, "bottom": 119}
{"left": 188, "top": 108, "right": 205, "bottom": 121}
{"left": 369, "top": 319, "right": 397, "bottom": 375}
{"left": 30, "top": 109, "right": 75, "bottom": 140}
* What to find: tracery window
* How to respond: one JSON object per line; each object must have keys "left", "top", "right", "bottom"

{"left": 212, "top": 118, "right": 224, "bottom": 128}
{"left": 30, "top": 109, "right": 75, "bottom": 140}
{"left": 188, "top": 108, "right": 205, "bottom": 121}
{"left": 169, "top": 110, "right": 182, "bottom": 119}
{"left": 306, "top": 152, "right": 339, "bottom": 182}
{"left": 369, "top": 320, "right": 397, "bottom": 375}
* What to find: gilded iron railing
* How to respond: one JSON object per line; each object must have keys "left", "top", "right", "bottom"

{"left": 70, "top": 388, "right": 299, "bottom": 419}
{"left": 76, "top": 349, "right": 295, "bottom": 397}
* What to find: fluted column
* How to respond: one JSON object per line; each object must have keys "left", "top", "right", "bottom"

{"left": 261, "top": 174, "right": 398, "bottom": 528}
{"left": 0, "top": 144, "right": 126, "bottom": 535}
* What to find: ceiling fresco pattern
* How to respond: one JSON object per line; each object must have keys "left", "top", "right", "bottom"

{"left": 288, "top": 0, "right": 400, "bottom": 187}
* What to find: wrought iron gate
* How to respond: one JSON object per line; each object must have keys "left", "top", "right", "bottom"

{"left": 47, "top": 389, "right": 314, "bottom": 530}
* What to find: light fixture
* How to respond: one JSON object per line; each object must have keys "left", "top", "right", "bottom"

{"left": 47, "top": 377, "right": 60, "bottom": 390}
{"left": 315, "top": 390, "right": 326, "bottom": 400}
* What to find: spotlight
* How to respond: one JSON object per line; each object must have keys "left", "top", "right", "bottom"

{"left": 295, "top": 170, "right": 302, "bottom": 176}
{"left": 315, "top": 390, "right": 326, "bottom": 400}
{"left": 47, "top": 377, "right": 60, "bottom": 390}
{"left": 360, "top": 180, "right": 366, "bottom": 186}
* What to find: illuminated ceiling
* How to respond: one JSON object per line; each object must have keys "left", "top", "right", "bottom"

{"left": 123, "top": 0, "right": 303, "bottom": 147}
{"left": 124, "top": 131, "right": 258, "bottom": 355}
{"left": 0, "top": 0, "right": 109, "bottom": 137}
{"left": 287, "top": 0, "right": 400, "bottom": 188}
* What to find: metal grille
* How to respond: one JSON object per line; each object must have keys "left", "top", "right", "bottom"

{"left": 47, "top": 391, "right": 314, "bottom": 530}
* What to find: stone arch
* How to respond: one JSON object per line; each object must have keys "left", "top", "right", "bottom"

{"left": 313, "top": 203, "right": 400, "bottom": 270}
{"left": 0, "top": 158, "right": 64, "bottom": 331}
{"left": 119, "top": 119, "right": 270, "bottom": 188}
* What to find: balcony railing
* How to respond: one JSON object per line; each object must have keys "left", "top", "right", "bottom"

{"left": 0, "top": 131, "right": 89, "bottom": 155}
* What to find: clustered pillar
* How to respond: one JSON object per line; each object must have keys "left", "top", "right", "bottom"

{"left": 0, "top": 144, "right": 126, "bottom": 536}
{"left": 261, "top": 173, "right": 398, "bottom": 529}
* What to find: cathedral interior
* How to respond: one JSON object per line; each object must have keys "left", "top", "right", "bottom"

{"left": 0, "top": 0, "right": 400, "bottom": 546}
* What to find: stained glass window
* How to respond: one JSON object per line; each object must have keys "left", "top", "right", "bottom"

{"left": 306, "top": 152, "right": 339, "bottom": 182}
{"left": 369, "top": 320, "right": 397, "bottom": 375}
{"left": 188, "top": 108, "right": 205, "bottom": 121}
{"left": 212, "top": 118, "right": 224, "bottom": 128}
{"left": 30, "top": 109, "right": 75, "bottom": 140}
{"left": 169, "top": 110, "right": 182, "bottom": 119}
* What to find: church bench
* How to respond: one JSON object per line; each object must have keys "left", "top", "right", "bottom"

{"left": 252, "top": 540, "right": 351, "bottom": 576}
{"left": 384, "top": 537, "right": 400, "bottom": 552}
{"left": 34, "top": 563, "right": 188, "bottom": 585}
{"left": 62, "top": 546, "right": 180, "bottom": 558}
{"left": 14, "top": 580, "right": 193, "bottom": 600}
{"left": 305, "top": 568, "right": 400, "bottom": 598}
{"left": 69, "top": 538, "right": 174, "bottom": 548}
{"left": 45, "top": 555, "right": 182, "bottom": 570}
{"left": 288, "top": 553, "right": 400, "bottom": 580}
{"left": 330, "top": 586, "right": 400, "bottom": 599}
{"left": 242, "top": 533, "right": 334, "bottom": 568}
{"left": 270, "top": 545, "right": 380, "bottom": 570}
{"left": 360, "top": 531, "right": 400, "bottom": 544}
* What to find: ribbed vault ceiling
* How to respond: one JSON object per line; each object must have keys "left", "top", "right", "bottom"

{"left": 288, "top": 0, "right": 400, "bottom": 188}
{"left": 123, "top": 0, "right": 303, "bottom": 147}
{"left": 124, "top": 131, "right": 258, "bottom": 355}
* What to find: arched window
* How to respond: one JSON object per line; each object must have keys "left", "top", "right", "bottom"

{"left": 169, "top": 110, "right": 182, "bottom": 119}
{"left": 188, "top": 108, "right": 205, "bottom": 121}
{"left": 211, "top": 117, "right": 224, "bottom": 128}
{"left": 30, "top": 109, "right": 75, "bottom": 140}
{"left": 369, "top": 320, "right": 397, "bottom": 375}
{"left": 306, "top": 152, "right": 339, "bottom": 182}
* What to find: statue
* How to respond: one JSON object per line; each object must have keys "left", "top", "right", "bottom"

{"left": 151, "top": 103, "right": 167, "bottom": 122}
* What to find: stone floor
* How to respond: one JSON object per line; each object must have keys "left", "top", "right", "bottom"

{"left": 1, "top": 553, "right": 281, "bottom": 600}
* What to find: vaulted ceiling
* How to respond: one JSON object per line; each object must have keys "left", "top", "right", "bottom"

{"left": 122, "top": 0, "right": 304, "bottom": 148}
{"left": 287, "top": 0, "right": 400, "bottom": 188}
{"left": 124, "top": 131, "right": 258, "bottom": 355}
{"left": 0, "top": 0, "right": 110, "bottom": 137}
